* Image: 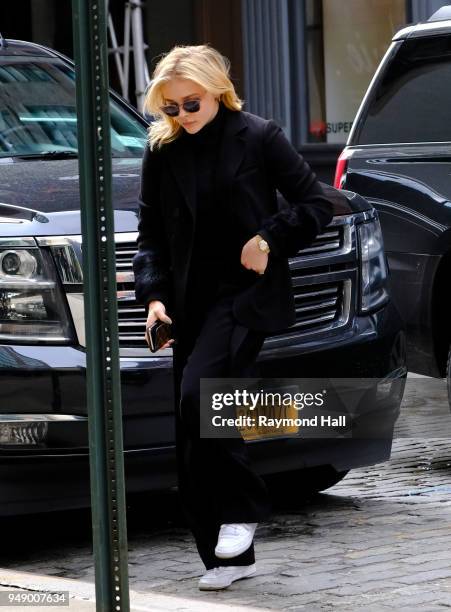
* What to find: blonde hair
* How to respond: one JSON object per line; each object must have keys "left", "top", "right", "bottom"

{"left": 143, "top": 44, "right": 244, "bottom": 150}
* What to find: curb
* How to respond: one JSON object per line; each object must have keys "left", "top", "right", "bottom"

{"left": 0, "top": 569, "right": 270, "bottom": 611}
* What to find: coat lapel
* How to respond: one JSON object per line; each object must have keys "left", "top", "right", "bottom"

{"left": 215, "top": 108, "right": 248, "bottom": 203}
{"left": 165, "top": 108, "right": 248, "bottom": 222}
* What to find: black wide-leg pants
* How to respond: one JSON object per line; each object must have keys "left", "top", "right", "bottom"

{"left": 174, "top": 293, "right": 272, "bottom": 571}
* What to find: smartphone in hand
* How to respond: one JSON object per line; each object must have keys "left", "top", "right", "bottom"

{"left": 146, "top": 320, "right": 173, "bottom": 352}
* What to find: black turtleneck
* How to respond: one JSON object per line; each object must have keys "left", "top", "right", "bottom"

{"left": 182, "top": 101, "right": 227, "bottom": 252}
{"left": 182, "top": 101, "right": 252, "bottom": 311}
{"left": 182, "top": 98, "right": 227, "bottom": 148}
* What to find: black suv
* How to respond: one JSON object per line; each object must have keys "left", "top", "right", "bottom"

{"left": 335, "top": 5, "right": 451, "bottom": 405}
{"left": 0, "top": 38, "right": 406, "bottom": 516}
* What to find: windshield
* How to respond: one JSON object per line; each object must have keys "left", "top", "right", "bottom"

{"left": 0, "top": 56, "right": 147, "bottom": 158}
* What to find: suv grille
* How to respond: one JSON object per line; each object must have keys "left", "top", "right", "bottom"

{"left": 116, "top": 243, "right": 137, "bottom": 272}
{"left": 293, "top": 281, "right": 341, "bottom": 331}
{"left": 298, "top": 228, "right": 341, "bottom": 255}
{"left": 116, "top": 291, "right": 148, "bottom": 346}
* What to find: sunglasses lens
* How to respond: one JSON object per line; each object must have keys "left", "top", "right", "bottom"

{"left": 161, "top": 105, "right": 179, "bottom": 117}
{"left": 184, "top": 100, "right": 200, "bottom": 113}
{"left": 161, "top": 98, "right": 201, "bottom": 117}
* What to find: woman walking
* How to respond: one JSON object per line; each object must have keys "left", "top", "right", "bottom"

{"left": 132, "top": 44, "right": 334, "bottom": 590}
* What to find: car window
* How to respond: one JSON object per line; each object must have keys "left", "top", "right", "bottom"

{"left": 0, "top": 57, "right": 147, "bottom": 158}
{"left": 354, "top": 34, "right": 451, "bottom": 145}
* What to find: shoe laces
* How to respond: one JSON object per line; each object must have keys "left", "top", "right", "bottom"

{"left": 219, "top": 522, "right": 255, "bottom": 536}
{"left": 219, "top": 523, "right": 243, "bottom": 536}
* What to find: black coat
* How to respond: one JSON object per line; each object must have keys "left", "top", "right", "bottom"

{"left": 132, "top": 106, "right": 335, "bottom": 336}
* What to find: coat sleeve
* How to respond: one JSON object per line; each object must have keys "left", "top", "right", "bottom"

{"left": 256, "top": 119, "right": 335, "bottom": 258}
{"left": 132, "top": 144, "right": 173, "bottom": 314}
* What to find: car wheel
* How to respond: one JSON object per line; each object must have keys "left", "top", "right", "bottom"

{"left": 263, "top": 466, "right": 349, "bottom": 507}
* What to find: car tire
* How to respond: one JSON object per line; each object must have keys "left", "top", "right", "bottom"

{"left": 263, "top": 466, "right": 349, "bottom": 507}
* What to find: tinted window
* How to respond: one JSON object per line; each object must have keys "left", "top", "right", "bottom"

{"left": 0, "top": 57, "right": 147, "bottom": 158}
{"left": 355, "top": 34, "right": 451, "bottom": 144}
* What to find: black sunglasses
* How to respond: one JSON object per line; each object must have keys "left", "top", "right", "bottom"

{"left": 160, "top": 99, "right": 201, "bottom": 117}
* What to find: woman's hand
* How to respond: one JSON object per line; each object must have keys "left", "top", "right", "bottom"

{"left": 241, "top": 235, "right": 269, "bottom": 275}
{"left": 145, "top": 300, "right": 175, "bottom": 351}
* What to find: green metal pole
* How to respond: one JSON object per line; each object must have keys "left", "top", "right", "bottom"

{"left": 71, "top": 2, "right": 130, "bottom": 610}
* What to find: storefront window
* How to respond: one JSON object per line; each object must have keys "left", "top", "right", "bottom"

{"left": 305, "top": 0, "right": 407, "bottom": 144}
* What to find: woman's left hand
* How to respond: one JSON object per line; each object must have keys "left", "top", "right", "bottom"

{"left": 241, "top": 235, "right": 268, "bottom": 275}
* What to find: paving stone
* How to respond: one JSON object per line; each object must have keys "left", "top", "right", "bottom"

{"left": 396, "top": 569, "right": 451, "bottom": 585}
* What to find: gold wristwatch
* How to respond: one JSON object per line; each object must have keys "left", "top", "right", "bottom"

{"left": 256, "top": 234, "right": 270, "bottom": 254}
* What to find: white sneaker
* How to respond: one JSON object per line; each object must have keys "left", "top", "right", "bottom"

{"left": 215, "top": 522, "right": 258, "bottom": 558}
{"left": 198, "top": 564, "right": 257, "bottom": 590}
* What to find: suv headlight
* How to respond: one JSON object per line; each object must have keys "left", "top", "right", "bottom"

{"left": 357, "top": 214, "right": 389, "bottom": 313}
{"left": 0, "top": 247, "right": 73, "bottom": 342}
